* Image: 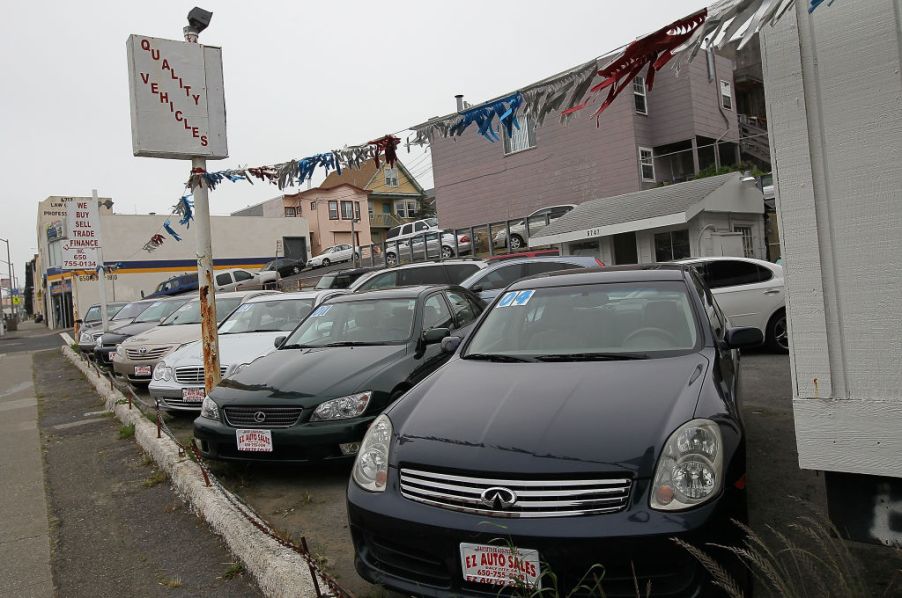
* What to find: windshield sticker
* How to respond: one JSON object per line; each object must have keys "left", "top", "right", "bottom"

{"left": 498, "top": 289, "right": 535, "bottom": 308}
{"left": 310, "top": 305, "right": 333, "bottom": 317}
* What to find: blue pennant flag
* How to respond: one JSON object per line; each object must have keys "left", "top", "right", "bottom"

{"left": 163, "top": 220, "right": 182, "bottom": 242}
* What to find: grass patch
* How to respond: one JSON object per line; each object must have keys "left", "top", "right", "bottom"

{"left": 118, "top": 423, "right": 135, "bottom": 439}
{"left": 222, "top": 562, "right": 245, "bottom": 580}
{"left": 143, "top": 469, "right": 167, "bottom": 488}
{"left": 141, "top": 453, "right": 155, "bottom": 467}
{"left": 158, "top": 576, "right": 182, "bottom": 588}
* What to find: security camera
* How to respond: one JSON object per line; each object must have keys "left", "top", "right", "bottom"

{"left": 187, "top": 7, "right": 213, "bottom": 34}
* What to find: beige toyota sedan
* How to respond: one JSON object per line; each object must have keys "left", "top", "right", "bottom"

{"left": 113, "top": 290, "right": 277, "bottom": 385}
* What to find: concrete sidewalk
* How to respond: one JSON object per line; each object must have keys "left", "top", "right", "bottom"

{"left": 0, "top": 351, "right": 53, "bottom": 597}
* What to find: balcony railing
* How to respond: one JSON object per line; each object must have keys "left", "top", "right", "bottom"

{"left": 369, "top": 213, "right": 407, "bottom": 228}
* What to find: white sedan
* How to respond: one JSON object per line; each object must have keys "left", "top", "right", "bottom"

{"left": 493, "top": 204, "right": 576, "bottom": 250}
{"left": 307, "top": 244, "right": 358, "bottom": 268}
{"left": 676, "top": 256, "right": 787, "bottom": 352}
{"left": 149, "top": 290, "right": 340, "bottom": 410}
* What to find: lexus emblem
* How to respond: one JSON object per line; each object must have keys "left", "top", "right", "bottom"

{"left": 253, "top": 411, "right": 266, "bottom": 423}
{"left": 480, "top": 486, "right": 517, "bottom": 510}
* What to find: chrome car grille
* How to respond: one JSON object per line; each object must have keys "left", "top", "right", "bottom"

{"left": 125, "top": 346, "right": 171, "bottom": 360}
{"left": 174, "top": 366, "right": 228, "bottom": 385}
{"left": 223, "top": 406, "right": 303, "bottom": 429}
{"left": 400, "top": 468, "right": 632, "bottom": 518}
{"left": 161, "top": 397, "right": 203, "bottom": 409}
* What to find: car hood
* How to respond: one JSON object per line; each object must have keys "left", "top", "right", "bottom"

{"left": 164, "top": 332, "right": 283, "bottom": 369}
{"left": 389, "top": 354, "right": 709, "bottom": 478}
{"left": 124, "top": 324, "right": 201, "bottom": 347}
{"left": 212, "top": 344, "right": 409, "bottom": 407}
{"left": 99, "top": 321, "right": 159, "bottom": 344}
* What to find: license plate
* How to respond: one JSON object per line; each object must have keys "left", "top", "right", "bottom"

{"left": 460, "top": 543, "right": 541, "bottom": 589}
{"left": 236, "top": 429, "right": 273, "bottom": 452}
{"left": 134, "top": 365, "right": 152, "bottom": 376}
{"left": 181, "top": 387, "right": 205, "bottom": 402}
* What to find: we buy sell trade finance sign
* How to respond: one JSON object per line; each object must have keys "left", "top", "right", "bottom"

{"left": 62, "top": 199, "right": 101, "bottom": 270}
{"left": 126, "top": 35, "right": 228, "bottom": 160}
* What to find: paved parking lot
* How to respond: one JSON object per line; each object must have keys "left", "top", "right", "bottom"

{"left": 144, "top": 351, "right": 902, "bottom": 596}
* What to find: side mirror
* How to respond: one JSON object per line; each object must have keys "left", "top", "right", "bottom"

{"left": 140, "top": 291, "right": 145, "bottom": 298}
{"left": 471, "top": 284, "right": 484, "bottom": 293}
{"left": 422, "top": 327, "right": 450, "bottom": 345}
{"left": 75, "top": 318, "right": 83, "bottom": 325}
{"left": 274, "top": 336, "right": 287, "bottom": 349}
{"left": 441, "top": 335, "right": 462, "bottom": 354}
{"left": 724, "top": 327, "right": 764, "bottom": 349}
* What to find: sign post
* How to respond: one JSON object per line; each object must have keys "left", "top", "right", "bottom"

{"left": 126, "top": 8, "right": 227, "bottom": 394}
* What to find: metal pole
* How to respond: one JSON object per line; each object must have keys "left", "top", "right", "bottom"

{"left": 185, "top": 26, "right": 221, "bottom": 394}
{"left": 350, "top": 213, "right": 359, "bottom": 268}
{"left": 92, "top": 190, "right": 110, "bottom": 333}
{"left": 1, "top": 238, "right": 11, "bottom": 321}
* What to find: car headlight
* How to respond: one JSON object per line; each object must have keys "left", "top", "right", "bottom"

{"left": 152, "top": 363, "right": 173, "bottom": 382}
{"left": 650, "top": 419, "right": 723, "bottom": 511}
{"left": 200, "top": 396, "right": 220, "bottom": 421}
{"left": 310, "top": 391, "right": 372, "bottom": 421}
{"left": 80, "top": 331, "right": 94, "bottom": 344}
{"left": 115, "top": 345, "right": 125, "bottom": 356}
{"left": 352, "top": 414, "right": 392, "bottom": 492}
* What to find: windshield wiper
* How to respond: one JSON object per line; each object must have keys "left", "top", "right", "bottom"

{"left": 279, "top": 343, "right": 313, "bottom": 350}
{"left": 463, "top": 353, "right": 534, "bottom": 363}
{"left": 533, "top": 352, "right": 649, "bottom": 362}
{"left": 321, "top": 341, "right": 389, "bottom": 347}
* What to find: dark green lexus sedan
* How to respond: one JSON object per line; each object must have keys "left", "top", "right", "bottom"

{"left": 193, "top": 285, "right": 484, "bottom": 462}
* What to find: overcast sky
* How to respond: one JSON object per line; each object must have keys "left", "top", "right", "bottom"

{"left": 0, "top": 0, "right": 707, "bottom": 280}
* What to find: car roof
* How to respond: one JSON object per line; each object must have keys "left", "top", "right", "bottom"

{"left": 244, "top": 290, "right": 328, "bottom": 303}
{"left": 331, "top": 266, "right": 381, "bottom": 276}
{"left": 330, "top": 284, "right": 459, "bottom": 302}
{"left": 507, "top": 264, "right": 690, "bottom": 291}
{"left": 380, "top": 259, "right": 487, "bottom": 272}
{"left": 675, "top": 256, "right": 780, "bottom": 268}
{"left": 481, "top": 255, "right": 600, "bottom": 270}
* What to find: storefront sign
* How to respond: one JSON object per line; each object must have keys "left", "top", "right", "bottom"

{"left": 126, "top": 35, "right": 228, "bottom": 159}
{"left": 62, "top": 199, "right": 101, "bottom": 270}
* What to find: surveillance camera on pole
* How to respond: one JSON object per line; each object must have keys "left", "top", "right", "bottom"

{"left": 125, "top": 6, "right": 228, "bottom": 394}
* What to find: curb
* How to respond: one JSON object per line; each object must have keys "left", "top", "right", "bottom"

{"left": 61, "top": 345, "right": 327, "bottom": 598}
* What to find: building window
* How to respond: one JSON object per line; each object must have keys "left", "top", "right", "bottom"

{"left": 395, "top": 200, "right": 418, "bottom": 218}
{"left": 654, "top": 230, "right": 691, "bottom": 262}
{"left": 368, "top": 204, "right": 375, "bottom": 218}
{"left": 639, "top": 147, "right": 655, "bottom": 182}
{"left": 734, "top": 225, "right": 754, "bottom": 258}
{"left": 310, "top": 201, "right": 316, "bottom": 211}
{"left": 284, "top": 207, "right": 297, "bottom": 217}
{"left": 633, "top": 76, "right": 648, "bottom": 115}
{"left": 340, "top": 201, "right": 354, "bottom": 220}
{"left": 384, "top": 167, "right": 399, "bottom": 187}
{"left": 354, "top": 201, "right": 361, "bottom": 221}
{"left": 503, "top": 113, "right": 536, "bottom": 155}
{"left": 720, "top": 80, "right": 733, "bottom": 111}
{"left": 328, "top": 201, "right": 338, "bottom": 220}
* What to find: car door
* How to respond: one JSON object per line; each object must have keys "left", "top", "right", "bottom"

{"left": 233, "top": 269, "right": 255, "bottom": 289}
{"left": 690, "top": 271, "right": 739, "bottom": 407}
{"left": 215, "top": 271, "right": 235, "bottom": 291}
{"left": 700, "top": 260, "right": 775, "bottom": 332}
{"left": 410, "top": 292, "right": 455, "bottom": 384}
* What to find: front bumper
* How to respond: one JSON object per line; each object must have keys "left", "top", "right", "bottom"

{"left": 113, "top": 354, "right": 165, "bottom": 384}
{"left": 193, "top": 414, "right": 376, "bottom": 462}
{"left": 347, "top": 471, "right": 747, "bottom": 597}
{"left": 149, "top": 382, "right": 204, "bottom": 412}
{"left": 94, "top": 345, "right": 116, "bottom": 366}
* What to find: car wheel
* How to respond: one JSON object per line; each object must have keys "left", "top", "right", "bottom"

{"left": 766, "top": 309, "right": 789, "bottom": 354}
{"left": 509, "top": 234, "right": 525, "bottom": 250}
{"left": 441, "top": 245, "right": 454, "bottom": 259}
{"left": 385, "top": 252, "right": 398, "bottom": 267}
{"left": 321, "top": 258, "right": 330, "bottom": 268}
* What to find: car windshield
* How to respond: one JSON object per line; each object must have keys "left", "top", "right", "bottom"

{"left": 134, "top": 299, "right": 187, "bottom": 323}
{"left": 315, "top": 274, "right": 351, "bottom": 289}
{"left": 464, "top": 281, "right": 699, "bottom": 360}
{"left": 282, "top": 298, "right": 416, "bottom": 348}
{"left": 112, "top": 302, "right": 149, "bottom": 321}
{"left": 161, "top": 297, "right": 243, "bottom": 326}
{"left": 219, "top": 299, "right": 316, "bottom": 334}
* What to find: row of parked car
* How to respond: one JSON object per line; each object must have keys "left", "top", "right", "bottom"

{"left": 76, "top": 254, "right": 785, "bottom": 595}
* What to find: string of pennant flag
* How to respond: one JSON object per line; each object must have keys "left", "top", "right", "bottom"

{"left": 141, "top": 0, "right": 835, "bottom": 253}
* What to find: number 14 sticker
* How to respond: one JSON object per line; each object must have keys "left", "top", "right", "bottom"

{"left": 498, "top": 290, "right": 535, "bottom": 308}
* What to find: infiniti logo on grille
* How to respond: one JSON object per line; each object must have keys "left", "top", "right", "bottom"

{"left": 253, "top": 411, "right": 266, "bottom": 423}
{"left": 480, "top": 486, "right": 517, "bottom": 510}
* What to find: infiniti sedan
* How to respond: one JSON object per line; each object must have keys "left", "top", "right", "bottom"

{"left": 347, "top": 266, "right": 761, "bottom": 597}
{"left": 194, "top": 285, "right": 485, "bottom": 462}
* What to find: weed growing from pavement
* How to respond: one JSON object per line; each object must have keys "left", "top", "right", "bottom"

{"left": 222, "top": 562, "right": 245, "bottom": 580}
{"left": 141, "top": 453, "right": 154, "bottom": 467}
{"left": 158, "top": 576, "right": 182, "bottom": 588}
{"left": 118, "top": 423, "right": 135, "bottom": 439}
{"left": 143, "top": 469, "right": 167, "bottom": 488}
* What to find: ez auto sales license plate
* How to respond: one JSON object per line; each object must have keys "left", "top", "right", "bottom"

{"left": 134, "top": 365, "right": 152, "bottom": 376}
{"left": 181, "top": 387, "right": 205, "bottom": 403}
{"left": 460, "top": 543, "right": 541, "bottom": 589}
{"left": 236, "top": 429, "right": 273, "bottom": 452}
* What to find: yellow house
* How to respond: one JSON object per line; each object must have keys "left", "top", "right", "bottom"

{"left": 321, "top": 158, "right": 426, "bottom": 245}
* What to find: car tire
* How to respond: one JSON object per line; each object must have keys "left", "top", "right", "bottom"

{"left": 509, "top": 234, "right": 525, "bottom": 250}
{"left": 385, "top": 252, "right": 398, "bottom": 267}
{"left": 766, "top": 309, "right": 789, "bottom": 354}
{"left": 441, "top": 245, "right": 455, "bottom": 259}
{"left": 321, "top": 258, "right": 330, "bottom": 268}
